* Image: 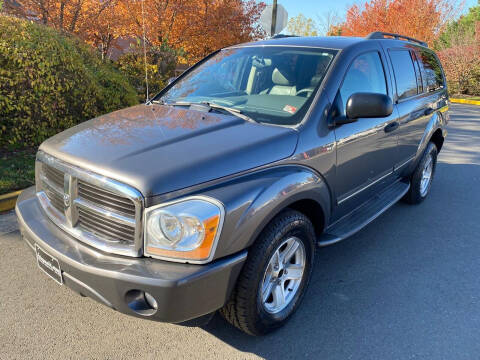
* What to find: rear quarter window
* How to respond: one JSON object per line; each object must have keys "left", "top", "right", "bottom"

{"left": 418, "top": 49, "right": 445, "bottom": 92}
{"left": 388, "top": 49, "right": 418, "bottom": 100}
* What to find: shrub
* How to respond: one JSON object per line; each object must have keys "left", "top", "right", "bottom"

{"left": 116, "top": 42, "right": 179, "bottom": 102}
{"left": 438, "top": 43, "right": 480, "bottom": 97}
{"left": 0, "top": 14, "right": 138, "bottom": 149}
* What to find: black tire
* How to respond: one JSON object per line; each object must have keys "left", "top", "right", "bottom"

{"left": 220, "top": 209, "right": 315, "bottom": 336}
{"left": 404, "top": 142, "right": 438, "bottom": 204}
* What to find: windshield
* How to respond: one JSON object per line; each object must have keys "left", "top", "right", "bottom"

{"left": 157, "top": 46, "right": 337, "bottom": 126}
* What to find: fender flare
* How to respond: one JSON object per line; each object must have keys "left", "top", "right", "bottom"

{"left": 203, "top": 165, "right": 332, "bottom": 259}
{"left": 415, "top": 111, "right": 445, "bottom": 163}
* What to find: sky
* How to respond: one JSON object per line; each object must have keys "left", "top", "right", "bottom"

{"left": 267, "top": 0, "right": 478, "bottom": 31}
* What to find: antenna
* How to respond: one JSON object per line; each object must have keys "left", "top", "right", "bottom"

{"left": 141, "top": 0, "right": 149, "bottom": 101}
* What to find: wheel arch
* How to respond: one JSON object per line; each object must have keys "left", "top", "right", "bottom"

{"left": 285, "top": 199, "right": 325, "bottom": 238}
{"left": 416, "top": 111, "right": 446, "bottom": 162}
{"left": 205, "top": 165, "right": 331, "bottom": 259}
{"left": 430, "top": 128, "right": 445, "bottom": 152}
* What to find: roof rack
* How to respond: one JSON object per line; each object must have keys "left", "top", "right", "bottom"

{"left": 271, "top": 34, "right": 299, "bottom": 39}
{"left": 366, "top": 32, "right": 428, "bottom": 47}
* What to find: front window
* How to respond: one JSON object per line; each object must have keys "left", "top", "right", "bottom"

{"left": 338, "top": 51, "right": 387, "bottom": 112}
{"left": 156, "top": 47, "right": 337, "bottom": 126}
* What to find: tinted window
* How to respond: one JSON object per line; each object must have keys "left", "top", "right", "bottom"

{"left": 389, "top": 50, "right": 418, "bottom": 100}
{"left": 412, "top": 52, "right": 423, "bottom": 93}
{"left": 338, "top": 52, "right": 387, "bottom": 112}
{"left": 418, "top": 49, "right": 444, "bottom": 92}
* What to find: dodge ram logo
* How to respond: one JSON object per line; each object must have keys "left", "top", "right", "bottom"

{"left": 63, "top": 193, "right": 71, "bottom": 207}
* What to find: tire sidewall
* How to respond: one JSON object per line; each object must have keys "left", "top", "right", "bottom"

{"left": 415, "top": 143, "right": 438, "bottom": 200}
{"left": 252, "top": 214, "right": 315, "bottom": 331}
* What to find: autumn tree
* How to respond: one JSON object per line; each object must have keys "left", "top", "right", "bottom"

{"left": 330, "top": 0, "right": 459, "bottom": 46}
{"left": 4, "top": 0, "right": 265, "bottom": 62}
{"left": 286, "top": 13, "right": 318, "bottom": 36}
{"left": 317, "top": 10, "right": 341, "bottom": 36}
{"left": 3, "top": 0, "right": 132, "bottom": 57}
{"left": 125, "top": 0, "right": 265, "bottom": 63}
{"left": 438, "top": 37, "right": 480, "bottom": 95}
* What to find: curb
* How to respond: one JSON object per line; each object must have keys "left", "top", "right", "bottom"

{"left": 0, "top": 190, "right": 23, "bottom": 212}
{"left": 450, "top": 98, "right": 480, "bottom": 106}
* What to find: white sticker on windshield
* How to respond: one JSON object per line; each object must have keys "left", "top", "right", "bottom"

{"left": 283, "top": 105, "right": 297, "bottom": 114}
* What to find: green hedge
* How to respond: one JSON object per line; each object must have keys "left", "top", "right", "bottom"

{"left": 0, "top": 15, "right": 138, "bottom": 149}
{"left": 116, "top": 43, "right": 178, "bottom": 102}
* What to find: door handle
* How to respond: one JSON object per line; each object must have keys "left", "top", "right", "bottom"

{"left": 424, "top": 107, "right": 434, "bottom": 116}
{"left": 384, "top": 121, "right": 399, "bottom": 133}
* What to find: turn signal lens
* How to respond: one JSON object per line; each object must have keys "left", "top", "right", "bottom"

{"left": 144, "top": 197, "right": 224, "bottom": 263}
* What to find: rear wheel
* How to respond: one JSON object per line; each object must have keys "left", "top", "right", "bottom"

{"left": 220, "top": 209, "right": 315, "bottom": 335}
{"left": 404, "top": 142, "right": 438, "bottom": 204}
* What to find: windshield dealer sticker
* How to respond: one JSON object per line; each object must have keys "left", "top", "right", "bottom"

{"left": 283, "top": 105, "right": 297, "bottom": 114}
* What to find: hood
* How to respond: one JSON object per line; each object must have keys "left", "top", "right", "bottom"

{"left": 40, "top": 104, "right": 298, "bottom": 197}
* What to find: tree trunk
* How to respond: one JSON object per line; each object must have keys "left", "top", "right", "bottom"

{"left": 59, "top": 1, "right": 65, "bottom": 30}
{"left": 69, "top": 0, "right": 84, "bottom": 32}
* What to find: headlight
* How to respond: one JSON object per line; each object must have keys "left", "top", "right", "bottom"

{"left": 144, "top": 196, "right": 224, "bottom": 263}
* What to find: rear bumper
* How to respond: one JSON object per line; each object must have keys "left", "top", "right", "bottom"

{"left": 15, "top": 187, "right": 246, "bottom": 323}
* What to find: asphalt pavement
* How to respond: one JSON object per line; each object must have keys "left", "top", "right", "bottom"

{"left": 1, "top": 103, "right": 479, "bottom": 359}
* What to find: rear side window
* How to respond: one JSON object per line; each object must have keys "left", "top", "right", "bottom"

{"left": 338, "top": 51, "right": 387, "bottom": 112}
{"left": 412, "top": 52, "right": 423, "bottom": 93}
{"left": 418, "top": 49, "right": 445, "bottom": 92}
{"left": 389, "top": 50, "right": 418, "bottom": 100}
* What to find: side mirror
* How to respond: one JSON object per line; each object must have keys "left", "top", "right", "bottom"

{"left": 168, "top": 77, "right": 177, "bottom": 85}
{"left": 345, "top": 92, "right": 393, "bottom": 121}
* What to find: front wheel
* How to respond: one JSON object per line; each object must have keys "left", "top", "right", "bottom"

{"left": 220, "top": 209, "right": 315, "bottom": 335}
{"left": 404, "top": 142, "right": 438, "bottom": 204}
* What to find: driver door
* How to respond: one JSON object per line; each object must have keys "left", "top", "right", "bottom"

{"left": 333, "top": 51, "right": 401, "bottom": 219}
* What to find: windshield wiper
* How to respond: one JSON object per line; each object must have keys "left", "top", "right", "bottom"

{"left": 160, "top": 100, "right": 258, "bottom": 124}
{"left": 199, "top": 101, "right": 258, "bottom": 124}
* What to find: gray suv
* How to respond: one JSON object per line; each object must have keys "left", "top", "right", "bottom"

{"left": 16, "top": 32, "right": 449, "bottom": 335}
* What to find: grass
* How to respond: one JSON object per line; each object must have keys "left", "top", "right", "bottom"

{"left": 0, "top": 149, "right": 36, "bottom": 195}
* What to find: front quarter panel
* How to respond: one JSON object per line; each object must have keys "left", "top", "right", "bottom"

{"left": 190, "top": 166, "right": 331, "bottom": 260}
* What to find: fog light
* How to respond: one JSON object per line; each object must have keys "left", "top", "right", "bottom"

{"left": 125, "top": 290, "right": 158, "bottom": 316}
{"left": 144, "top": 292, "right": 158, "bottom": 310}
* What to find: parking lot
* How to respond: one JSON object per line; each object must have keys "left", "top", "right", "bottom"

{"left": 1, "top": 103, "right": 479, "bottom": 359}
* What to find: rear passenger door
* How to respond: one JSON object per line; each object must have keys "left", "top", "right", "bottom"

{"left": 386, "top": 47, "right": 446, "bottom": 173}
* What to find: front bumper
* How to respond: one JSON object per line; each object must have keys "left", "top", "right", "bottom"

{"left": 16, "top": 187, "right": 246, "bottom": 323}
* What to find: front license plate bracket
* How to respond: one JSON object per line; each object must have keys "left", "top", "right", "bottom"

{"left": 35, "top": 244, "right": 63, "bottom": 285}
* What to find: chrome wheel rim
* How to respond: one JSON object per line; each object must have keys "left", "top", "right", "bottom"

{"left": 420, "top": 154, "right": 433, "bottom": 197}
{"left": 260, "top": 237, "right": 306, "bottom": 314}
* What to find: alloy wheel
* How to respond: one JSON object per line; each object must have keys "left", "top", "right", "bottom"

{"left": 260, "top": 236, "right": 306, "bottom": 314}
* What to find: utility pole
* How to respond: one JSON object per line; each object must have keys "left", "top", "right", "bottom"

{"left": 270, "top": 0, "right": 277, "bottom": 36}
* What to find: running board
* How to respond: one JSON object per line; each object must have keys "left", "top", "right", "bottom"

{"left": 318, "top": 180, "right": 410, "bottom": 247}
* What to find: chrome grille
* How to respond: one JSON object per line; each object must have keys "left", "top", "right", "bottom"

{"left": 44, "top": 185, "right": 65, "bottom": 214}
{"left": 77, "top": 207, "right": 136, "bottom": 244}
{"left": 78, "top": 180, "right": 136, "bottom": 217}
{"left": 43, "top": 164, "right": 64, "bottom": 189}
{"left": 35, "top": 152, "right": 143, "bottom": 257}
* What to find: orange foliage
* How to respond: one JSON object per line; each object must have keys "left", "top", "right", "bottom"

{"left": 6, "top": 0, "right": 265, "bottom": 62}
{"left": 130, "top": 0, "right": 265, "bottom": 63}
{"left": 332, "top": 0, "right": 460, "bottom": 45}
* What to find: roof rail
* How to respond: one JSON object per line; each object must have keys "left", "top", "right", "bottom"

{"left": 366, "top": 32, "right": 428, "bottom": 47}
{"left": 271, "top": 34, "right": 299, "bottom": 39}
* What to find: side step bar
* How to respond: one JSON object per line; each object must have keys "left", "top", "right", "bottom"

{"left": 318, "top": 180, "right": 410, "bottom": 247}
